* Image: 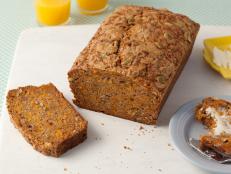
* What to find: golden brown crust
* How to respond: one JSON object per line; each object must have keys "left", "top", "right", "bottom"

{"left": 71, "top": 5, "right": 199, "bottom": 82}
{"left": 6, "top": 83, "right": 87, "bottom": 157}
{"left": 68, "top": 5, "right": 200, "bottom": 124}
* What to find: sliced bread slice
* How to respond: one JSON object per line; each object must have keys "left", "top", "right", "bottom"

{"left": 7, "top": 83, "right": 87, "bottom": 157}
{"left": 195, "top": 97, "right": 231, "bottom": 156}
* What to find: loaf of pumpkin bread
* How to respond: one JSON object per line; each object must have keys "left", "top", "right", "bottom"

{"left": 68, "top": 5, "right": 200, "bottom": 124}
{"left": 7, "top": 83, "right": 87, "bottom": 157}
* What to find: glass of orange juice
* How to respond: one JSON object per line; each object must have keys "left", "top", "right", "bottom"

{"left": 77, "top": 0, "right": 109, "bottom": 15}
{"left": 35, "top": 0, "right": 71, "bottom": 26}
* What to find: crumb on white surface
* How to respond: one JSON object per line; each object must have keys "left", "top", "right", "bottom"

{"left": 123, "top": 145, "right": 132, "bottom": 151}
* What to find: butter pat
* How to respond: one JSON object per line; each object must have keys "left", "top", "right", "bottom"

{"left": 213, "top": 47, "right": 231, "bottom": 69}
{"left": 205, "top": 107, "right": 231, "bottom": 135}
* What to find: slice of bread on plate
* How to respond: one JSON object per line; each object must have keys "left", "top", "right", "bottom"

{"left": 200, "top": 134, "right": 231, "bottom": 156}
{"left": 196, "top": 97, "right": 231, "bottom": 155}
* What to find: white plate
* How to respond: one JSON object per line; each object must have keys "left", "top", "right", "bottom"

{"left": 1, "top": 25, "right": 231, "bottom": 174}
{"left": 170, "top": 96, "right": 231, "bottom": 174}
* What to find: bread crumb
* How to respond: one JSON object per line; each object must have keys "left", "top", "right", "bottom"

{"left": 168, "top": 143, "right": 174, "bottom": 150}
{"left": 124, "top": 146, "right": 132, "bottom": 151}
{"left": 95, "top": 166, "right": 101, "bottom": 170}
{"left": 139, "top": 126, "right": 144, "bottom": 130}
{"left": 64, "top": 168, "right": 67, "bottom": 171}
{"left": 100, "top": 123, "right": 104, "bottom": 126}
{"left": 95, "top": 137, "right": 102, "bottom": 140}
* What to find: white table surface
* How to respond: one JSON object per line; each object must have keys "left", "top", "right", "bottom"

{"left": 1, "top": 25, "right": 231, "bottom": 174}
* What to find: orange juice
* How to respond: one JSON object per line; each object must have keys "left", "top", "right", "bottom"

{"left": 77, "top": 0, "right": 108, "bottom": 15}
{"left": 35, "top": 0, "right": 70, "bottom": 26}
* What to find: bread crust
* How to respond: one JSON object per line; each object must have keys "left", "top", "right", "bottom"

{"left": 68, "top": 5, "right": 200, "bottom": 124}
{"left": 7, "top": 83, "right": 87, "bottom": 157}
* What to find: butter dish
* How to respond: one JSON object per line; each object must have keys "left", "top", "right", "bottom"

{"left": 203, "top": 36, "right": 231, "bottom": 79}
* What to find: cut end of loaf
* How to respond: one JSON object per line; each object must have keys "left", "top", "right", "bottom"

{"left": 68, "top": 69, "right": 160, "bottom": 124}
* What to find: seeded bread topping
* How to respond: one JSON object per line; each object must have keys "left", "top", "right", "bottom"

{"left": 73, "top": 5, "right": 199, "bottom": 89}
{"left": 69, "top": 5, "right": 200, "bottom": 124}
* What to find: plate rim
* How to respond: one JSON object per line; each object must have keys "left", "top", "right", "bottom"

{"left": 169, "top": 95, "right": 231, "bottom": 174}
